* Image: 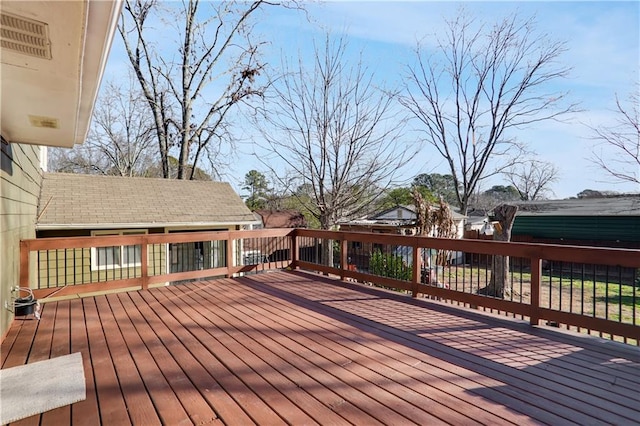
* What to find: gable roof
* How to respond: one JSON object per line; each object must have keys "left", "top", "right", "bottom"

{"left": 373, "top": 205, "right": 467, "bottom": 221}
{"left": 255, "top": 210, "right": 308, "bottom": 228}
{"left": 372, "top": 205, "right": 416, "bottom": 221}
{"left": 515, "top": 195, "right": 640, "bottom": 217}
{"left": 37, "top": 173, "right": 258, "bottom": 230}
{"left": 339, "top": 204, "right": 466, "bottom": 228}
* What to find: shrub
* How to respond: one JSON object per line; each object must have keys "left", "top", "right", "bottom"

{"left": 369, "top": 249, "right": 412, "bottom": 281}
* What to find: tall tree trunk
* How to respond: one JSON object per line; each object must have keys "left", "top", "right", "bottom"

{"left": 479, "top": 204, "right": 518, "bottom": 298}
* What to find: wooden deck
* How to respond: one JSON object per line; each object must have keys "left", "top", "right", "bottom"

{"left": 2, "top": 270, "right": 639, "bottom": 425}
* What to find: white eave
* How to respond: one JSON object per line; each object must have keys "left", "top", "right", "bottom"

{"left": 1, "top": 0, "right": 123, "bottom": 147}
{"left": 36, "top": 220, "right": 262, "bottom": 231}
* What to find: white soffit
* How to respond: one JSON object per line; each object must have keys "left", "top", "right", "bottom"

{"left": 0, "top": 1, "right": 122, "bottom": 148}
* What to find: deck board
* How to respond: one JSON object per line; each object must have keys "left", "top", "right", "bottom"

{"left": 2, "top": 270, "right": 639, "bottom": 425}
{"left": 2, "top": 303, "right": 50, "bottom": 369}
{"left": 69, "top": 298, "right": 100, "bottom": 426}
{"left": 40, "top": 300, "right": 72, "bottom": 425}
{"left": 234, "top": 275, "right": 577, "bottom": 425}
{"left": 94, "top": 295, "right": 162, "bottom": 425}
{"left": 207, "top": 282, "right": 508, "bottom": 425}
{"left": 84, "top": 296, "right": 131, "bottom": 425}
{"left": 135, "top": 290, "right": 265, "bottom": 424}
{"left": 106, "top": 292, "right": 193, "bottom": 425}
{"left": 216, "top": 278, "right": 534, "bottom": 425}
{"left": 115, "top": 292, "right": 221, "bottom": 426}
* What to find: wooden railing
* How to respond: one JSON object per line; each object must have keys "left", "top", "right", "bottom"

{"left": 20, "top": 228, "right": 640, "bottom": 343}
{"left": 20, "top": 228, "right": 293, "bottom": 299}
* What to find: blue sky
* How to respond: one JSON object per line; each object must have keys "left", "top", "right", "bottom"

{"left": 103, "top": 1, "right": 640, "bottom": 199}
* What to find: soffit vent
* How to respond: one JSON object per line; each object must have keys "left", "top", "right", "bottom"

{"left": 0, "top": 12, "right": 51, "bottom": 60}
{"left": 29, "top": 115, "right": 59, "bottom": 129}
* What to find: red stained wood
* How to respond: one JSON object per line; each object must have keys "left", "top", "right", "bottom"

{"left": 83, "top": 297, "right": 131, "bottom": 425}
{"left": 93, "top": 296, "right": 161, "bottom": 425}
{"left": 69, "top": 298, "right": 100, "bottom": 426}
{"left": 115, "top": 292, "right": 219, "bottom": 425}
{"left": 39, "top": 300, "right": 72, "bottom": 425}
{"left": 132, "top": 290, "right": 257, "bottom": 424}
{"left": 2, "top": 271, "right": 639, "bottom": 425}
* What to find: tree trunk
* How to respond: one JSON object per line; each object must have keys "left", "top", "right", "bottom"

{"left": 479, "top": 204, "right": 518, "bottom": 298}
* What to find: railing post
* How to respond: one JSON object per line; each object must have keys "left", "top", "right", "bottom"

{"left": 411, "top": 239, "right": 420, "bottom": 298}
{"left": 530, "top": 257, "right": 541, "bottom": 326}
{"left": 226, "top": 237, "right": 234, "bottom": 278}
{"left": 291, "top": 230, "right": 298, "bottom": 270}
{"left": 140, "top": 236, "right": 149, "bottom": 290}
{"left": 20, "top": 240, "right": 30, "bottom": 288}
{"left": 340, "top": 238, "right": 348, "bottom": 281}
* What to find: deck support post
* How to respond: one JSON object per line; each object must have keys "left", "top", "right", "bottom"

{"left": 340, "top": 239, "right": 348, "bottom": 281}
{"left": 140, "top": 236, "right": 149, "bottom": 290}
{"left": 411, "top": 240, "right": 420, "bottom": 298}
{"left": 19, "top": 240, "right": 30, "bottom": 288}
{"left": 290, "top": 230, "right": 298, "bottom": 270}
{"left": 226, "top": 237, "right": 234, "bottom": 278}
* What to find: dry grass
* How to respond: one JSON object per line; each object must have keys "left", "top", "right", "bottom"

{"left": 439, "top": 265, "right": 639, "bottom": 324}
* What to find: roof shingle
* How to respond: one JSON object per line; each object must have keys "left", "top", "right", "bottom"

{"left": 37, "top": 173, "right": 257, "bottom": 229}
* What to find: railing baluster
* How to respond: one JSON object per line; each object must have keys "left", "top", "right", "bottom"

{"left": 16, "top": 229, "right": 640, "bottom": 344}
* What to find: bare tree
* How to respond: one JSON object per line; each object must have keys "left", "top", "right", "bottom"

{"left": 402, "top": 11, "right": 576, "bottom": 215}
{"left": 49, "top": 79, "right": 156, "bottom": 176}
{"left": 589, "top": 88, "right": 640, "bottom": 185}
{"left": 118, "top": 0, "right": 272, "bottom": 179}
{"left": 255, "top": 34, "right": 410, "bottom": 265}
{"left": 481, "top": 204, "right": 518, "bottom": 298}
{"left": 504, "top": 159, "right": 559, "bottom": 200}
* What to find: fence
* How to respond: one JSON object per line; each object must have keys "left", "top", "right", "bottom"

{"left": 19, "top": 228, "right": 640, "bottom": 344}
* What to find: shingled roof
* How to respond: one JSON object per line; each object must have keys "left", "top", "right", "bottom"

{"left": 254, "top": 210, "right": 308, "bottom": 228}
{"left": 515, "top": 195, "right": 640, "bottom": 216}
{"left": 36, "top": 173, "right": 258, "bottom": 229}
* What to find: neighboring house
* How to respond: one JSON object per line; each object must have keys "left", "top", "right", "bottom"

{"left": 35, "top": 173, "right": 259, "bottom": 283}
{"left": 464, "top": 209, "right": 495, "bottom": 238}
{"left": 512, "top": 195, "right": 640, "bottom": 249}
{"left": 338, "top": 204, "right": 467, "bottom": 271}
{"left": 339, "top": 205, "right": 466, "bottom": 238}
{"left": 1, "top": 1, "right": 122, "bottom": 337}
{"left": 254, "top": 209, "right": 308, "bottom": 229}
{"left": 245, "top": 209, "right": 308, "bottom": 263}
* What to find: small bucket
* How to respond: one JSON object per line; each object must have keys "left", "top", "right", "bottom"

{"left": 13, "top": 288, "right": 38, "bottom": 316}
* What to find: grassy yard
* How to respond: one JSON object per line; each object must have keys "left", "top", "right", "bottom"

{"left": 437, "top": 266, "right": 639, "bottom": 326}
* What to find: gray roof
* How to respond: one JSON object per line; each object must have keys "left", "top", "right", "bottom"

{"left": 515, "top": 195, "right": 640, "bottom": 217}
{"left": 373, "top": 205, "right": 466, "bottom": 221}
{"left": 37, "top": 173, "right": 258, "bottom": 229}
{"left": 340, "top": 204, "right": 466, "bottom": 227}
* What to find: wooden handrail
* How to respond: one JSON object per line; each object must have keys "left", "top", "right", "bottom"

{"left": 21, "top": 228, "right": 295, "bottom": 296}
{"left": 18, "top": 227, "right": 640, "bottom": 342}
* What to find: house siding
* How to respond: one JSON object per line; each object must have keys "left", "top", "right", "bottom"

{"left": 33, "top": 227, "right": 235, "bottom": 289}
{"left": 34, "top": 229, "right": 168, "bottom": 288}
{"left": 512, "top": 216, "right": 640, "bottom": 248}
{"left": 35, "top": 244, "right": 168, "bottom": 287}
{"left": 1, "top": 142, "right": 43, "bottom": 337}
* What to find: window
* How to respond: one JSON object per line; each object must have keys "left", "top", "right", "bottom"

{"left": 91, "top": 230, "right": 147, "bottom": 270}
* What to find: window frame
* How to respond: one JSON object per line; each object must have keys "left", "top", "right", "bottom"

{"left": 90, "top": 230, "right": 147, "bottom": 271}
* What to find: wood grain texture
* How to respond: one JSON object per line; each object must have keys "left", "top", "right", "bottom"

{"left": 2, "top": 270, "right": 639, "bottom": 425}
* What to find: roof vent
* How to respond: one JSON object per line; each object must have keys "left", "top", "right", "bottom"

{"left": 1, "top": 12, "right": 51, "bottom": 60}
